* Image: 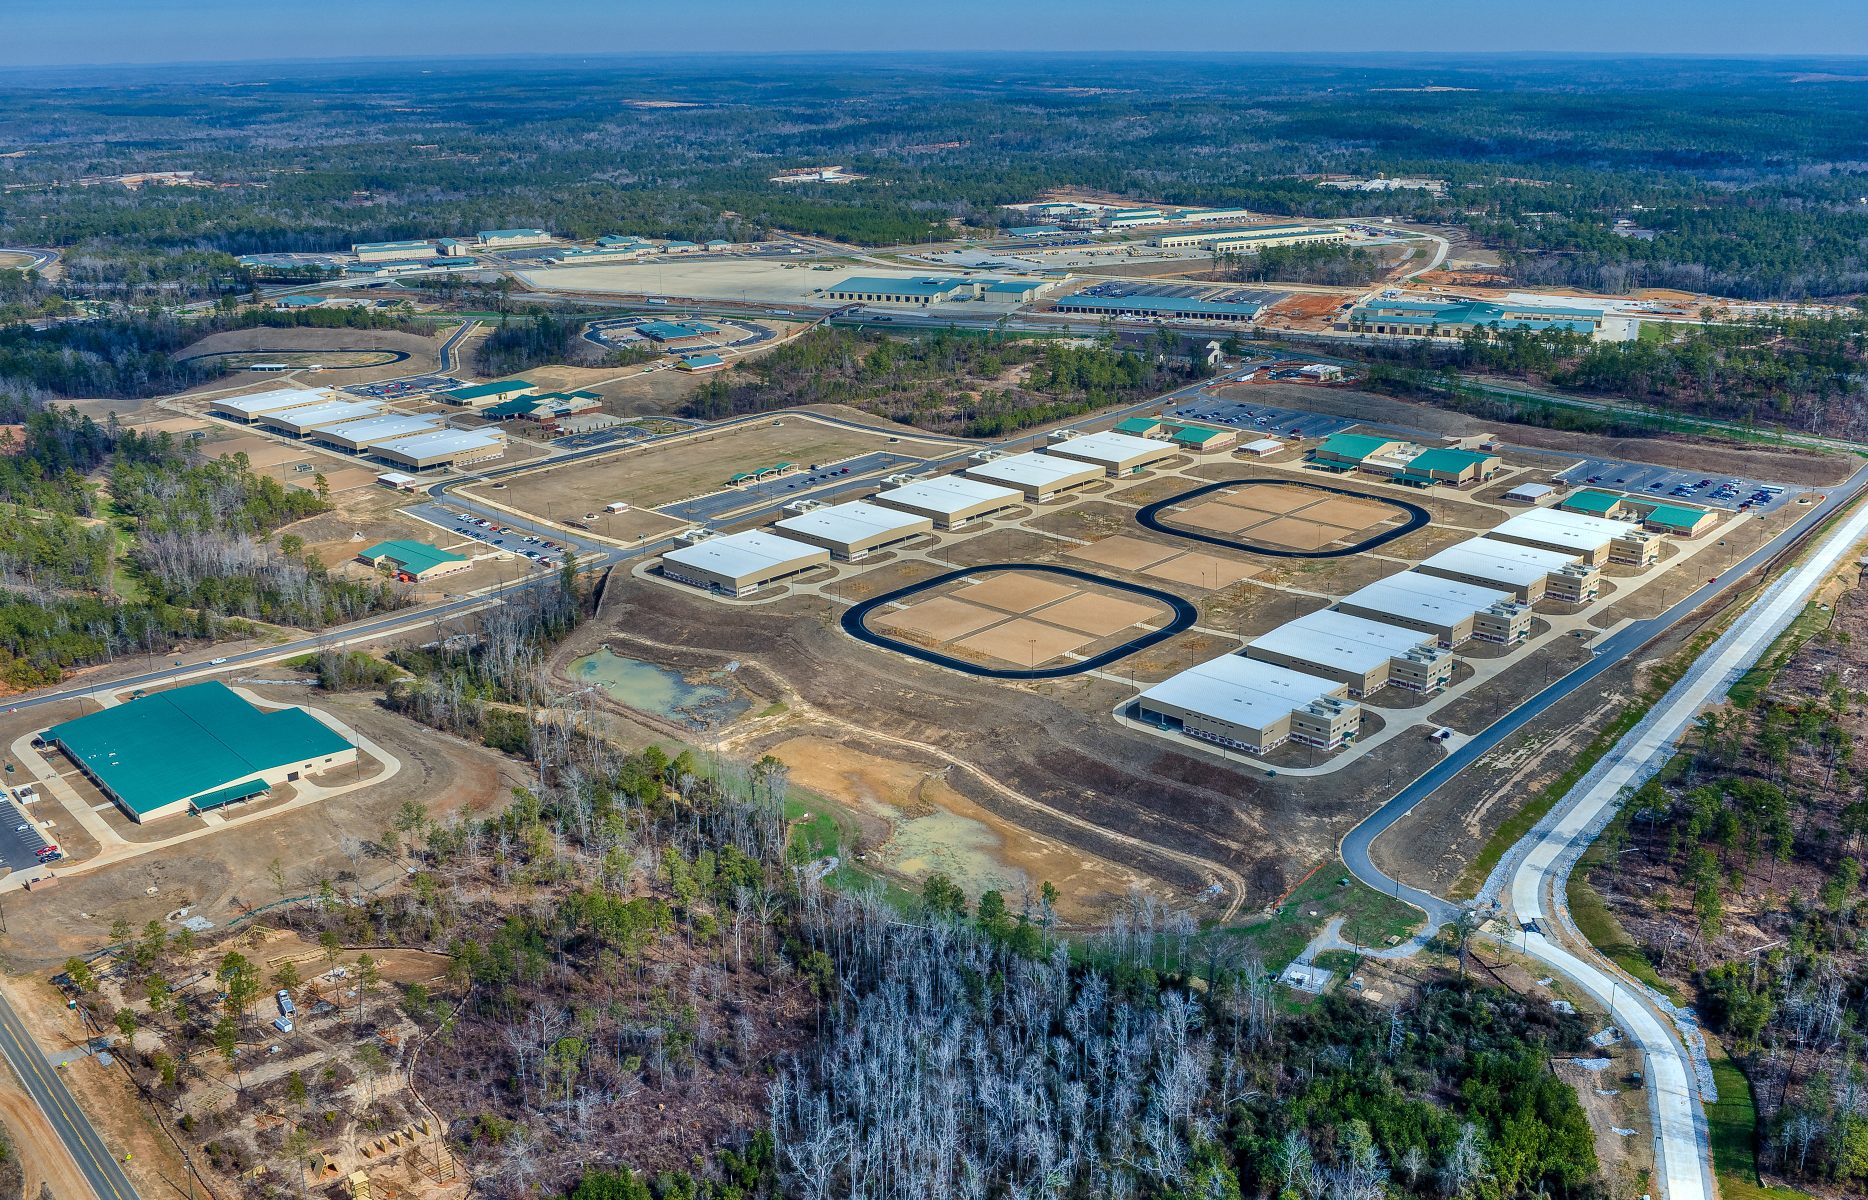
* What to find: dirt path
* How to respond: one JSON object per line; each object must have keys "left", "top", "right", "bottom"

{"left": 0, "top": 1061, "right": 95, "bottom": 1200}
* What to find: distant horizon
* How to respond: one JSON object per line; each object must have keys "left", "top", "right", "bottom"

{"left": 4, "top": 1, "right": 1866, "bottom": 68}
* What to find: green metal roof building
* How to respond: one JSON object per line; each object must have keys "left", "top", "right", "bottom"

{"left": 1114, "top": 416, "right": 1163, "bottom": 436}
{"left": 1395, "top": 447, "right": 1502, "bottom": 487}
{"left": 1560, "top": 490, "right": 1626, "bottom": 516}
{"left": 1312, "top": 432, "right": 1403, "bottom": 469}
{"left": 47, "top": 682, "right": 356, "bottom": 823}
{"left": 358, "top": 539, "right": 469, "bottom": 579}
{"left": 443, "top": 379, "right": 536, "bottom": 407}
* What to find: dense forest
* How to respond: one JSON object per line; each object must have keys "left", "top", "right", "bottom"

{"left": 683, "top": 327, "right": 1211, "bottom": 436}
{"left": 3, "top": 56, "right": 1868, "bottom": 301}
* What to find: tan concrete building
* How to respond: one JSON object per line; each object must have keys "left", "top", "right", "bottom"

{"left": 1137, "top": 653, "right": 1360, "bottom": 755}
{"left": 1045, "top": 431, "right": 1179, "bottom": 477}
{"left": 1417, "top": 537, "right": 1601, "bottom": 605}
{"left": 1245, "top": 609, "right": 1454, "bottom": 697}
{"left": 371, "top": 428, "right": 507, "bottom": 471}
{"left": 661, "top": 530, "right": 830, "bottom": 597}
{"left": 962, "top": 452, "right": 1102, "bottom": 502}
{"left": 773, "top": 500, "right": 932, "bottom": 561}
{"left": 1336, "top": 570, "right": 1532, "bottom": 648}
{"left": 873, "top": 475, "right": 1023, "bottom": 529}
{"left": 1486, "top": 508, "right": 1662, "bottom": 566}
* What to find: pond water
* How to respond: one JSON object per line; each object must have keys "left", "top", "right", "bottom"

{"left": 571, "top": 647, "right": 749, "bottom": 729}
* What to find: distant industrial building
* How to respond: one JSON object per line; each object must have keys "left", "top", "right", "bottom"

{"left": 436, "top": 238, "right": 473, "bottom": 257}
{"left": 1137, "top": 653, "right": 1360, "bottom": 755}
{"left": 307, "top": 414, "right": 439, "bottom": 452}
{"left": 1049, "top": 292, "right": 1263, "bottom": 323}
{"left": 1007, "top": 225, "right": 1063, "bottom": 238}
{"left": 1149, "top": 224, "right": 1346, "bottom": 252}
{"left": 258, "top": 399, "right": 380, "bottom": 436}
{"left": 46, "top": 682, "right": 356, "bottom": 823}
{"left": 1045, "top": 430, "right": 1179, "bottom": 477}
{"left": 371, "top": 428, "right": 507, "bottom": 471}
{"left": 677, "top": 353, "right": 729, "bottom": 372}
{"left": 1245, "top": 609, "right": 1454, "bottom": 697}
{"left": 873, "top": 475, "right": 1023, "bottom": 529}
{"left": 482, "top": 390, "right": 603, "bottom": 422}
{"left": 823, "top": 275, "right": 1058, "bottom": 307}
{"left": 1503, "top": 482, "right": 1555, "bottom": 504}
{"left": 444, "top": 379, "right": 537, "bottom": 408}
{"left": 1487, "top": 508, "right": 1661, "bottom": 566}
{"left": 1336, "top": 570, "right": 1531, "bottom": 648}
{"left": 1169, "top": 207, "right": 1257, "bottom": 224}
{"left": 774, "top": 500, "right": 933, "bottom": 561}
{"left": 353, "top": 239, "right": 436, "bottom": 262}
{"left": 358, "top": 539, "right": 469, "bottom": 581}
{"left": 1559, "top": 490, "right": 1717, "bottom": 537}
{"left": 962, "top": 452, "right": 1102, "bottom": 502}
{"left": 209, "top": 387, "right": 332, "bottom": 422}
{"left": 1346, "top": 298, "right": 1611, "bottom": 339}
{"left": 662, "top": 529, "right": 830, "bottom": 597}
{"left": 637, "top": 320, "right": 719, "bottom": 345}
{"left": 1417, "top": 537, "right": 1600, "bottom": 605}
{"left": 477, "top": 228, "right": 553, "bottom": 249}
{"left": 1240, "top": 437, "right": 1283, "bottom": 457}
{"left": 546, "top": 246, "right": 648, "bottom": 264}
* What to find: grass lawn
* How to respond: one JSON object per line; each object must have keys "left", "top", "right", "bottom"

{"left": 1728, "top": 599, "right": 1835, "bottom": 710}
{"left": 1707, "top": 1054, "right": 1813, "bottom": 1200}
{"left": 1565, "top": 860, "right": 1682, "bottom": 1003}
{"left": 782, "top": 793, "right": 919, "bottom": 910}
{"left": 1202, "top": 858, "right": 1427, "bottom": 972}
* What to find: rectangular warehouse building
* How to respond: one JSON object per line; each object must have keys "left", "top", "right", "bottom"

{"left": 661, "top": 530, "right": 830, "bottom": 596}
{"left": 353, "top": 239, "right": 436, "bottom": 262}
{"left": 1245, "top": 609, "right": 1454, "bottom": 697}
{"left": 823, "top": 276, "right": 978, "bottom": 306}
{"left": 444, "top": 379, "right": 537, "bottom": 408}
{"left": 1487, "top": 508, "right": 1661, "bottom": 566}
{"left": 962, "top": 452, "right": 1102, "bottom": 502}
{"left": 371, "top": 428, "right": 507, "bottom": 470}
{"left": 209, "top": 387, "right": 332, "bottom": 422}
{"left": 1417, "top": 537, "right": 1601, "bottom": 605}
{"left": 1149, "top": 224, "right": 1346, "bottom": 251}
{"left": 1049, "top": 293, "right": 1263, "bottom": 323}
{"left": 358, "top": 539, "right": 469, "bottom": 580}
{"left": 308, "top": 414, "right": 439, "bottom": 452}
{"left": 478, "top": 228, "right": 553, "bottom": 249}
{"left": 45, "top": 682, "right": 357, "bottom": 823}
{"left": 1046, "top": 431, "right": 1179, "bottom": 476}
{"left": 774, "top": 500, "right": 933, "bottom": 561}
{"left": 1138, "top": 653, "right": 1360, "bottom": 756}
{"left": 258, "top": 399, "right": 381, "bottom": 436}
{"left": 873, "top": 475, "right": 1023, "bottom": 529}
{"left": 1336, "top": 570, "right": 1531, "bottom": 648}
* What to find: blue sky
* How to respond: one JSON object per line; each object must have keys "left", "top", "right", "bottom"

{"left": 5, "top": 0, "right": 1865, "bottom": 66}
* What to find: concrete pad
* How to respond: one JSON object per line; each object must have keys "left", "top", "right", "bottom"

{"left": 953, "top": 617, "right": 1091, "bottom": 666}
{"left": 953, "top": 573, "right": 1080, "bottom": 613}
{"left": 1065, "top": 535, "right": 1179, "bottom": 571}
{"left": 1172, "top": 501, "right": 1264, "bottom": 534}
{"left": 1142, "top": 552, "right": 1260, "bottom": 589}
{"left": 872, "top": 597, "right": 1004, "bottom": 641}
{"left": 1031, "top": 592, "right": 1164, "bottom": 637}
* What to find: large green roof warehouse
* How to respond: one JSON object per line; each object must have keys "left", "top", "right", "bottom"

{"left": 47, "top": 682, "right": 357, "bottom": 823}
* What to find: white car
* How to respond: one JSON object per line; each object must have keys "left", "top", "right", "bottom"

{"left": 209, "top": 657, "right": 229, "bottom": 665}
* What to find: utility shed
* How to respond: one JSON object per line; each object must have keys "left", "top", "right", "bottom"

{"left": 1245, "top": 609, "right": 1452, "bottom": 697}
{"left": 872, "top": 475, "right": 1022, "bottom": 529}
{"left": 259, "top": 400, "right": 381, "bottom": 436}
{"left": 661, "top": 530, "right": 830, "bottom": 597}
{"left": 209, "top": 387, "right": 331, "bottom": 422}
{"left": 1417, "top": 537, "right": 1598, "bottom": 605}
{"left": 962, "top": 452, "right": 1101, "bottom": 502}
{"left": 1335, "top": 570, "right": 1529, "bottom": 648}
{"left": 774, "top": 501, "right": 932, "bottom": 561}
{"left": 45, "top": 682, "right": 356, "bottom": 823}
{"left": 1137, "top": 654, "right": 1359, "bottom": 756}
{"left": 1046, "top": 431, "right": 1179, "bottom": 476}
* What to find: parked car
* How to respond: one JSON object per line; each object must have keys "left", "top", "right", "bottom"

{"left": 277, "top": 989, "right": 296, "bottom": 1015}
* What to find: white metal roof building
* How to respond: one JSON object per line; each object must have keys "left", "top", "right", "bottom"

{"left": 1138, "top": 653, "right": 1359, "bottom": 755}
{"left": 1335, "top": 570, "right": 1516, "bottom": 647}
{"left": 961, "top": 452, "right": 1102, "bottom": 501}
{"left": 1244, "top": 609, "right": 1451, "bottom": 696}
{"left": 307, "top": 414, "right": 439, "bottom": 452}
{"left": 774, "top": 500, "right": 933, "bottom": 560}
{"left": 1045, "top": 430, "right": 1179, "bottom": 476}
{"left": 1503, "top": 482, "right": 1554, "bottom": 503}
{"left": 258, "top": 399, "right": 381, "bottom": 436}
{"left": 208, "top": 387, "right": 332, "bottom": 421}
{"left": 1240, "top": 437, "right": 1284, "bottom": 457}
{"left": 1485, "top": 507, "right": 1640, "bottom": 565}
{"left": 872, "top": 475, "right": 1023, "bottom": 529}
{"left": 662, "top": 530, "right": 830, "bottom": 597}
{"left": 1417, "top": 537, "right": 1586, "bottom": 603}
{"left": 371, "top": 428, "right": 507, "bottom": 470}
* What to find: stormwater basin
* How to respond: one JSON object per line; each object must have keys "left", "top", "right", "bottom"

{"left": 572, "top": 647, "right": 749, "bottom": 729}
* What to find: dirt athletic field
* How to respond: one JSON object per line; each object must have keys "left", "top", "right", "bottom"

{"left": 867, "top": 568, "right": 1174, "bottom": 668}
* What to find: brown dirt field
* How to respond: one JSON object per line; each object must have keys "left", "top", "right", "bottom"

{"left": 1218, "top": 483, "right": 1322, "bottom": 514}
{"left": 954, "top": 618, "right": 1091, "bottom": 666}
{"left": 1243, "top": 515, "right": 1352, "bottom": 550}
{"left": 1107, "top": 476, "right": 1205, "bottom": 506}
{"left": 480, "top": 417, "right": 947, "bottom": 517}
{"left": 1067, "top": 534, "right": 1179, "bottom": 570}
{"left": 288, "top": 465, "right": 377, "bottom": 493}
{"left": 1143, "top": 553, "right": 1260, "bottom": 589}
{"left": 1304, "top": 496, "right": 1399, "bottom": 530}
{"left": 874, "top": 597, "right": 1004, "bottom": 641}
{"left": 942, "top": 528, "right": 1066, "bottom": 568}
{"left": 1266, "top": 293, "right": 1349, "bottom": 319}
{"left": 203, "top": 435, "right": 308, "bottom": 469}
{"left": 1033, "top": 592, "right": 1164, "bottom": 637}
{"left": 0, "top": 1058, "right": 97, "bottom": 1199}
{"left": 125, "top": 415, "right": 213, "bottom": 436}
{"left": 765, "top": 733, "right": 1151, "bottom": 919}
{"left": 954, "top": 573, "right": 1080, "bottom": 613}
{"left": 821, "top": 559, "right": 947, "bottom": 601}
{"left": 178, "top": 326, "right": 443, "bottom": 380}
{"left": 1175, "top": 500, "right": 1263, "bottom": 533}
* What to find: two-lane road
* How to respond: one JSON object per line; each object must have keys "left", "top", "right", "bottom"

{"left": 0, "top": 990, "right": 139, "bottom": 1200}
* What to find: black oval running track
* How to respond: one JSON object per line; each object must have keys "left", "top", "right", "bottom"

{"left": 1135, "top": 477, "right": 1429, "bottom": 558}
{"left": 841, "top": 563, "right": 1198, "bottom": 680}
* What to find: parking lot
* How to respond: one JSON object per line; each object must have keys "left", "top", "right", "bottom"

{"left": 1554, "top": 457, "right": 1802, "bottom": 511}
{"left": 0, "top": 794, "right": 54, "bottom": 874}
{"left": 1167, "top": 395, "right": 1356, "bottom": 440}
{"left": 345, "top": 374, "right": 464, "bottom": 400}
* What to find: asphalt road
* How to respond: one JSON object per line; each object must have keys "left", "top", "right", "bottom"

{"left": 0, "top": 990, "right": 140, "bottom": 1200}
